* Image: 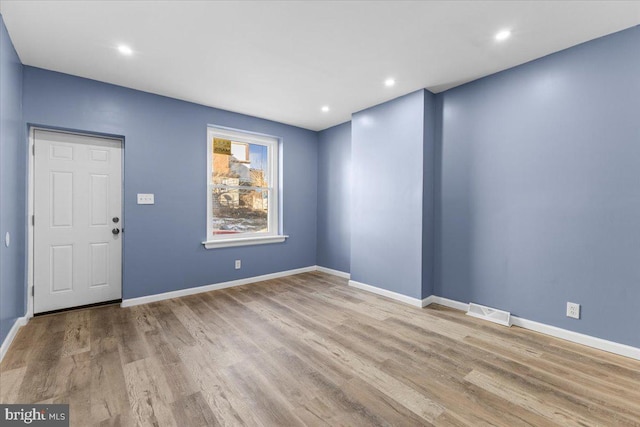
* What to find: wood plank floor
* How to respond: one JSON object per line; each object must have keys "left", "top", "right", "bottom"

{"left": 2, "top": 272, "right": 639, "bottom": 426}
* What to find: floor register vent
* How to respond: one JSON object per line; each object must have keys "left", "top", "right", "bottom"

{"left": 466, "top": 303, "right": 512, "bottom": 327}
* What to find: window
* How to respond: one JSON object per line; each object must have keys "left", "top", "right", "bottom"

{"left": 203, "top": 126, "right": 286, "bottom": 249}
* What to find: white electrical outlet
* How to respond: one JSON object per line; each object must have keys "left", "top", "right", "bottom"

{"left": 137, "top": 193, "right": 155, "bottom": 205}
{"left": 235, "top": 260, "right": 241, "bottom": 270}
{"left": 567, "top": 302, "right": 580, "bottom": 319}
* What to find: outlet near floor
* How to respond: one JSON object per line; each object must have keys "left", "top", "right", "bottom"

{"left": 235, "top": 259, "right": 241, "bottom": 270}
{"left": 566, "top": 302, "right": 580, "bottom": 319}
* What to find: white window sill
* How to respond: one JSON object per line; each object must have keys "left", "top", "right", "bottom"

{"left": 202, "top": 235, "right": 288, "bottom": 249}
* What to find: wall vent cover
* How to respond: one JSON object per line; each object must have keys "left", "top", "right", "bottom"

{"left": 466, "top": 302, "right": 511, "bottom": 327}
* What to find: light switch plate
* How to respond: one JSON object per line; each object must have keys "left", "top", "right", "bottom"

{"left": 137, "top": 193, "right": 155, "bottom": 205}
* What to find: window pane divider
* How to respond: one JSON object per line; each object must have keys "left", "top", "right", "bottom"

{"left": 210, "top": 184, "right": 272, "bottom": 191}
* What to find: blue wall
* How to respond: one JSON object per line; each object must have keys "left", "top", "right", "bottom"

{"left": 317, "top": 121, "right": 351, "bottom": 273}
{"left": 0, "top": 15, "right": 25, "bottom": 344}
{"left": 22, "top": 67, "right": 318, "bottom": 300}
{"left": 437, "top": 26, "right": 640, "bottom": 347}
{"left": 351, "top": 90, "right": 428, "bottom": 299}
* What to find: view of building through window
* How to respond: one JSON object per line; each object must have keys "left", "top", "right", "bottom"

{"left": 211, "top": 137, "right": 270, "bottom": 235}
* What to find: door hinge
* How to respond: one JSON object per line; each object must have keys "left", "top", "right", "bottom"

{"left": 32, "top": 287, "right": 34, "bottom": 297}
{"left": 32, "top": 215, "right": 35, "bottom": 226}
{"left": 32, "top": 144, "right": 35, "bottom": 156}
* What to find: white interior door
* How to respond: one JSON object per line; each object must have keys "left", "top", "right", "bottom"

{"left": 34, "top": 129, "right": 122, "bottom": 313}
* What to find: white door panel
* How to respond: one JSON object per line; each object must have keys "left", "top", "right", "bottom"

{"left": 34, "top": 129, "right": 122, "bottom": 313}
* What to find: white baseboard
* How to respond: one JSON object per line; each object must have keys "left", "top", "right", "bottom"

{"left": 422, "top": 295, "right": 437, "bottom": 306}
{"left": 428, "top": 296, "right": 470, "bottom": 312}
{"left": 0, "top": 316, "right": 28, "bottom": 363}
{"left": 121, "top": 266, "right": 317, "bottom": 307}
{"left": 510, "top": 316, "right": 640, "bottom": 361}
{"left": 426, "top": 296, "right": 640, "bottom": 361}
{"left": 348, "top": 280, "right": 430, "bottom": 308}
{"left": 315, "top": 266, "right": 350, "bottom": 279}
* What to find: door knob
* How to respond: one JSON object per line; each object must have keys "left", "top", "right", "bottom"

{"left": 112, "top": 217, "right": 120, "bottom": 223}
{"left": 112, "top": 228, "right": 120, "bottom": 235}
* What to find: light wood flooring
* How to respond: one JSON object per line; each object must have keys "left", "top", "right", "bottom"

{"left": 1, "top": 272, "right": 639, "bottom": 426}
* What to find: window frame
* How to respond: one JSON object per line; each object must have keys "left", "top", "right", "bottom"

{"left": 203, "top": 126, "right": 287, "bottom": 249}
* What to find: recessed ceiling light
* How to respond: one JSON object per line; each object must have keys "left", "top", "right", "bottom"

{"left": 321, "top": 106, "right": 330, "bottom": 113}
{"left": 495, "top": 30, "right": 511, "bottom": 41}
{"left": 384, "top": 78, "right": 396, "bottom": 87}
{"left": 117, "top": 44, "right": 133, "bottom": 56}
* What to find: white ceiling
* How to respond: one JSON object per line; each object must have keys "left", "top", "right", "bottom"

{"left": 1, "top": 1, "right": 639, "bottom": 131}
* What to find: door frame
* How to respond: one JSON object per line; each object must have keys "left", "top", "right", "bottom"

{"left": 27, "top": 126, "right": 125, "bottom": 317}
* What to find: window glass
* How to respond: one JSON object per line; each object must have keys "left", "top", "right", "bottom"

{"left": 207, "top": 128, "right": 278, "bottom": 240}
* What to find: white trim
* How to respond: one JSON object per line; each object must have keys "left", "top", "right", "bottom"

{"left": 422, "top": 295, "right": 437, "bottom": 306}
{"left": 510, "top": 316, "right": 640, "bottom": 361}
{"left": 121, "top": 266, "right": 316, "bottom": 307}
{"left": 203, "top": 234, "right": 288, "bottom": 249}
{"left": 315, "top": 266, "right": 350, "bottom": 279}
{"left": 428, "top": 296, "right": 470, "bottom": 311}
{"left": 208, "top": 126, "right": 281, "bottom": 146}
{"left": 425, "top": 296, "right": 640, "bottom": 361}
{"left": 206, "top": 126, "right": 281, "bottom": 244}
{"left": 27, "top": 129, "right": 35, "bottom": 318}
{"left": 348, "top": 280, "right": 430, "bottom": 308}
{"left": 0, "top": 316, "right": 28, "bottom": 363}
